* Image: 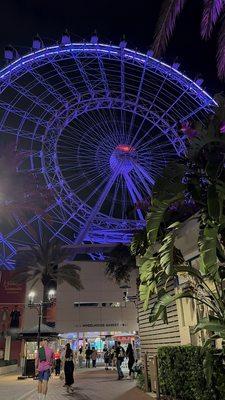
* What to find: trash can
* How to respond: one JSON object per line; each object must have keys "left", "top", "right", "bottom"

{"left": 25, "top": 358, "right": 35, "bottom": 377}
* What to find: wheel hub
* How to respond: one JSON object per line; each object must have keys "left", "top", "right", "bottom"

{"left": 109, "top": 144, "right": 137, "bottom": 173}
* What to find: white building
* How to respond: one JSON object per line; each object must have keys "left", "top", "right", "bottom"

{"left": 23, "top": 260, "right": 138, "bottom": 345}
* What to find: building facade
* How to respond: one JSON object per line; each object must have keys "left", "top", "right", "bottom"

{"left": 138, "top": 219, "right": 203, "bottom": 368}
{"left": 22, "top": 260, "right": 138, "bottom": 352}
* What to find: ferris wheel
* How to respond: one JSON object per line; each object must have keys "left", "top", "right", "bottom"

{"left": 0, "top": 35, "right": 216, "bottom": 269}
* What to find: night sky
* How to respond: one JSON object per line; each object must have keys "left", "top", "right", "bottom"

{"left": 0, "top": 0, "right": 223, "bottom": 95}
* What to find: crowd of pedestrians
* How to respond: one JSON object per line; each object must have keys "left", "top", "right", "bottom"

{"left": 35, "top": 337, "right": 137, "bottom": 399}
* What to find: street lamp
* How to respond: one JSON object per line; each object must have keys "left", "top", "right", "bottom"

{"left": 28, "top": 289, "right": 56, "bottom": 348}
{"left": 48, "top": 289, "right": 56, "bottom": 301}
{"left": 28, "top": 291, "right": 36, "bottom": 305}
{"left": 120, "top": 281, "right": 131, "bottom": 303}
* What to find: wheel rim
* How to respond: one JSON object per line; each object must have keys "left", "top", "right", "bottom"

{"left": 0, "top": 42, "right": 216, "bottom": 268}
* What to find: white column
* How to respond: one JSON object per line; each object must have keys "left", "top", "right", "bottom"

{"left": 4, "top": 335, "right": 11, "bottom": 360}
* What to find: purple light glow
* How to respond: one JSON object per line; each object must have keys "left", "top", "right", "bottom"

{"left": 0, "top": 41, "right": 217, "bottom": 268}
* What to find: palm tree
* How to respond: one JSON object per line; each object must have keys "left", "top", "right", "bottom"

{"left": 137, "top": 96, "right": 225, "bottom": 341}
{"left": 153, "top": 0, "right": 225, "bottom": 79}
{"left": 105, "top": 244, "right": 137, "bottom": 284}
{"left": 12, "top": 237, "right": 83, "bottom": 321}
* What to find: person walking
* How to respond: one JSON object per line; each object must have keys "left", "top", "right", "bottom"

{"left": 35, "top": 338, "right": 54, "bottom": 400}
{"left": 110, "top": 346, "right": 116, "bottom": 370}
{"left": 91, "top": 347, "right": 97, "bottom": 368}
{"left": 63, "top": 343, "right": 75, "bottom": 393}
{"left": 78, "top": 351, "right": 83, "bottom": 368}
{"left": 126, "top": 343, "right": 135, "bottom": 379}
{"left": 54, "top": 357, "right": 61, "bottom": 376}
{"left": 115, "top": 341, "right": 125, "bottom": 380}
{"left": 103, "top": 346, "right": 110, "bottom": 370}
{"left": 85, "top": 345, "right": 92, "bottom": 368}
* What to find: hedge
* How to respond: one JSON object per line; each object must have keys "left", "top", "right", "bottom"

{"left": 136, "top": 371, "right": 151, "bottom": 392}
{"left": 157, "top": 346, "right": 225, "bottom": 400}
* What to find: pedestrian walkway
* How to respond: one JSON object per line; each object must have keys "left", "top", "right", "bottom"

{"left": 1, "top": 368, "right": 152, "bottom": 400}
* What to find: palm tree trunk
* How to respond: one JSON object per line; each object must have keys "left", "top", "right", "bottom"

{"left": 42, "top": 275, "right": 57, "bottom": 325}
{"left": 42, "top": 283, "right": 49, "bottom": 325}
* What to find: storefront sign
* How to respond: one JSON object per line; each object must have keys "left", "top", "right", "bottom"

{"left": 74, "top": 322, "right": 127, "bottom": 328}
{"left": 0, "top": 271, "right": 26, "bottom": 331}
{"left": 0, "top": 271, "right": 26, "bottom": 361}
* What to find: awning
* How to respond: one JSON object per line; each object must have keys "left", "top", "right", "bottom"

{"left": 19, "top": 323, "right": 58, "bottom": 340}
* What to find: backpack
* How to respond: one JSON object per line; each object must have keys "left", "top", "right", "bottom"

{"left": 38, "top": 347, "right": 46, "bottom": 362}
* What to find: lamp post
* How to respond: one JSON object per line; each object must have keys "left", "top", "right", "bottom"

{"left": 28, "top": 289, "right": 56, "bottom": 348}
{"left": 120, "top": 281, "right": 131, "bottom": 304}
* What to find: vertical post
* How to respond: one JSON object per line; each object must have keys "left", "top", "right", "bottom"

{"left": 37, "top": 303, "right": 43, "bottom": 349}
{"left": 77, "top": 331, "right": 80, "bottom": 351}
{"left": 143, "top": 352, "right": 149, "bottom": 392}
{"left": 154, "top": 355, "right": 160, "bottom": 400}
{"left": 4, "top": 336, "right": 11, "bottom": 361}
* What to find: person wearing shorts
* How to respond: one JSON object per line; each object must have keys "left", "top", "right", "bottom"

{"left": 35, "top": 338, "right": 54, "bottom": 400}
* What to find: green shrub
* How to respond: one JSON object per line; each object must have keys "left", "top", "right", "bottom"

{"left": 136, "top": 371, "right": 145, "bottom": 391}
{"left": 136, "top": 371, "right": 151, "bottom": 392}
{"left": 158, "top": 346, "right": 225, "bottom": 400}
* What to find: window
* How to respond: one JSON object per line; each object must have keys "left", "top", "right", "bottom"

{"left": 74, "top": 302, "right": 99, "bottom": 307}
{"left": 74, "top": 302, "right": 123, "bottom": 308}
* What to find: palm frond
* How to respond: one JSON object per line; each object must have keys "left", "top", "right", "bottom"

{"left": 149, "top": 289, "right": 193, "bottom": 324}
{"left": 147, "top": 194, "right": 184, "bottom": 244}
{"left": 217, "top": 15, "right": 225, "bottom": 79}
{"left": 15, "top": 250, "right": 37, "bottom": 268}
{"left": 153, "top": 0, "right": 188, "bottom": 57}
{"left": 188, "top": 129, "right": 224, "bottom": 161}
{"left": 29, "top": 276, "right": 41, "bottom": 290}
{"left": 201, "top": 0, "right": 225, "bottom": 40}
{"left": 130, "top": 229, "right": 148, "bottom": 256}
{"left": 152, "top": 161, "right": 185, "bottom": 200}
{"left": 159, "top": 222, "right": 181, "bottom": 274}
{"left": 199, "top": 222, "right": 219, "bottom": 278}
{"left": 57, "top": 265, "right": 83, "bottom": 290}
{"left": 11, "top": 266, "right": 41, "bottom": 283}
{"left": 105, "top": 244, "right": 136, "bottom": 284}
{"left": 57, "top": 261, "right": 81, "bottom": 271}
{"left": 13, "top": 236, "right": 83, "bottom": 291}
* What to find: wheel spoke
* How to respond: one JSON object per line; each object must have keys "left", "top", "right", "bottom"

{"left": 0, "top": 42, "right": 215, "bottom": 267}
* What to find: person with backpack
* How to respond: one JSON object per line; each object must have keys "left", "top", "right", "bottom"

{"left": 115, "top": 341, "right": 125, "bottom": 380}
{"left": 35, "top": 338, "right": 54, "bottom": 400}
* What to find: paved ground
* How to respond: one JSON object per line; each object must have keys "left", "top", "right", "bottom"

{"left": 0, "top": 369, "right": 151, "bottom": 400}
{"left": 0, "top": 371, "right": 35, "bottom": 400}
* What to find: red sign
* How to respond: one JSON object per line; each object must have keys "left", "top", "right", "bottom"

{"left": 0, "top": 271, "right": 26, "bottom": 331}
{"left": 0, "top": 271, "right": 25, "bottom": 303}
{"left": 114, "top": 335, "right": 135, "bottom": 343}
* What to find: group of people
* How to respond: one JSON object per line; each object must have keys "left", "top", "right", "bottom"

{"left": 35, "top": 339, "right": 75, "bottom": 399}
{"left": 84, "top": 345, "right": 98, "bottom": 368}
{"left": 35, "top": 338, "right": 136, "bottom": 399}
{"left": 103, "top": 342, "right": 135, "bottom": 380}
